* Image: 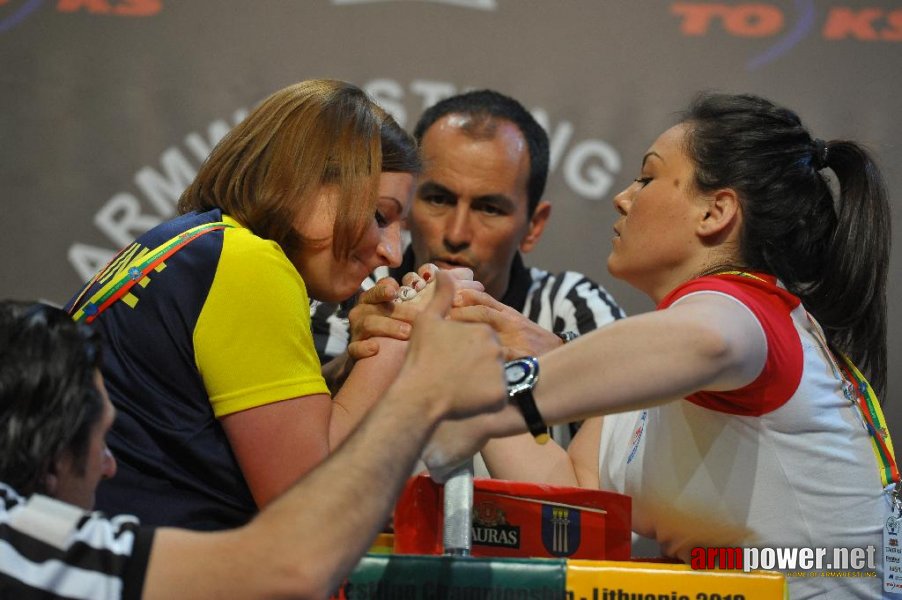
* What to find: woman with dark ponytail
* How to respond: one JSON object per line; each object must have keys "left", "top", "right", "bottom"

{"left": 684, "top": 94, "right": 889, "bottom": 397}
{"left": 429, "top": 92, "right": 893, "bottom": 599}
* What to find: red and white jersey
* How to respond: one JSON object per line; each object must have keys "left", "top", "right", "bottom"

{"left": 598, "top": 273, "right": 887, "bottom": 599}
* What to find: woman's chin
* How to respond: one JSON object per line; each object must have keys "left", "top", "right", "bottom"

{"left": 309, "top": 283, "right": 357, "bottom": 304}
{"left": 606, "top": 255, "right": 636, "bottom": 286}
{"left": 606, "top": 254, "right": 622, "bottom": 277}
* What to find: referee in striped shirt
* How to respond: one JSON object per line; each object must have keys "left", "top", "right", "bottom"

{"left": 313, "top": 90, "right": 624, "bottom": 446}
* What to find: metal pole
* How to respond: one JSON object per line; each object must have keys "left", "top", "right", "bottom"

{"left": 442, "top": 459, "right": 474, "bottom": 556}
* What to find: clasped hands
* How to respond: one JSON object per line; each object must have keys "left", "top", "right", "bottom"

{"left": 343, "top": 263, "right": 565, "bottom": 481}
{"left": 346, "top": 263, "right": 564, "bottom": 362}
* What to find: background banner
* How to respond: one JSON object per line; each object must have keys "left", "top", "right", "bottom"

{"left": 2, "top": 0, "right": 900, "bottom": 423}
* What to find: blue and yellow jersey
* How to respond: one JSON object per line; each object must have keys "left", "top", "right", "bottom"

{"left": 66, "top": 208, "right": 328, "bottom": 529}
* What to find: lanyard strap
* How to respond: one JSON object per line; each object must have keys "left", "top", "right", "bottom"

{"left": 69, "top": 221, "right": 233, "bottom": 324}
{"left": 838, "top": 357, "right": 899, "bottom": 487}
{"left": 714, "top": 270, "right": 766, "bottom": 282}
{"left": 804, "top": 311, "right": 898, "bottom": 487}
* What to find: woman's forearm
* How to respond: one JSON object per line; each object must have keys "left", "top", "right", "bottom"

{"left": 481, "top": 433, "right": 579, "bottom": 485}
{"left": 328, "top": 337, "right": 408, "bottom": 449}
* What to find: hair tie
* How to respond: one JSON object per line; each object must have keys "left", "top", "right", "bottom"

{"left": 811, "top": 138, "right": 828, "bottom": 170}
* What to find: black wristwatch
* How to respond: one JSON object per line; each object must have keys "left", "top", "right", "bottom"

{"left": 504, "top": 356, "right": 549, "bottom": 444}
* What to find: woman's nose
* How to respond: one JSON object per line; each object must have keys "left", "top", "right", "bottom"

{"left": 377, "top": 223, "right": 403, "bottom": 267}
{"left": 613, "top": 186, "right": 630, "bottom": 216}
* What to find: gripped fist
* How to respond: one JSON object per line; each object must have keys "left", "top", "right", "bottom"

{"left": 395, "top": 264, "right": 482, "bottom": 306}
{"left": 346, "top": 277, "right": 419, "bottom": 360}
{"left": 400, "top": 270, "right": 507, "bottom": 422}
{"left": 346, "top": 265, "right": 484, "bottom": 360}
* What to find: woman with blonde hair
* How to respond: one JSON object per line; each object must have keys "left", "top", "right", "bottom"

{"left": 66, "top": 79, "right": 435, "bottom": 529}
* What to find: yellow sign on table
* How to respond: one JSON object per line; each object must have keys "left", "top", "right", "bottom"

{"left": 567, "top": 560, "right": 787, "bottom": 600}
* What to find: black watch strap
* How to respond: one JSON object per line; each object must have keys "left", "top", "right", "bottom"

{"left": 504, "top": 357, "right": 549, "bottom": 445}
{"left": 512, "top": 389, "right": 550, "bottom": 445}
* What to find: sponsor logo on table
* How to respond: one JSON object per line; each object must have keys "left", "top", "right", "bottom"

{"left": 472, "top": 501, "right": 520, "bottom": 549}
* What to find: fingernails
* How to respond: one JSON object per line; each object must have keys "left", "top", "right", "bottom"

{"left": 402, "top": 272, "right": 425, "bottom": 290}
{"left": 399, "top": 323, "right": 411, "bottom": 337}
{"left": 397, "top": 286, "right": 417, "bottom": 302}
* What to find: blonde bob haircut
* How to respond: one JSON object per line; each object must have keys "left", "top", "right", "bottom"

{"left": 178, "top": 79, "right": 419, "bottom": 261}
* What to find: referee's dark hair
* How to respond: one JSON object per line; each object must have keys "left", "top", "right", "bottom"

{"left": 413, "top": 89, "right": 550, "bottom": 216}
{"left": 0, "top": 301, "right": 104, "bottom": 495}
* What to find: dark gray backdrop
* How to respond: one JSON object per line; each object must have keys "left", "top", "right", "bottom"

{"left": 2, "top": 0, "right": 900, "bottom": 427}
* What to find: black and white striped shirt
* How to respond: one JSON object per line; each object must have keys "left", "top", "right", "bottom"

{"left": 0, "top": 482, "right": 154, "bottom": 599}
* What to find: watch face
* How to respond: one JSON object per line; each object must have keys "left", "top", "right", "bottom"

{"left": 504, "top": 357, "right": 538, "bottom": 396}
{"left": 506, "top": 362, "right": 527, "bottom": 385}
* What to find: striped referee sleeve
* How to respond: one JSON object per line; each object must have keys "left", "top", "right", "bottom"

{"left": 524, "top": 269, "right": 624, "bottom": 336}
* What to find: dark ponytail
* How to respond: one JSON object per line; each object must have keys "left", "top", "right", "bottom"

{"left": 682, "top": 93, "right": 890, "bottom": 396}
{"left": 808, "top": 141, "right": 890, "bottom": 395}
